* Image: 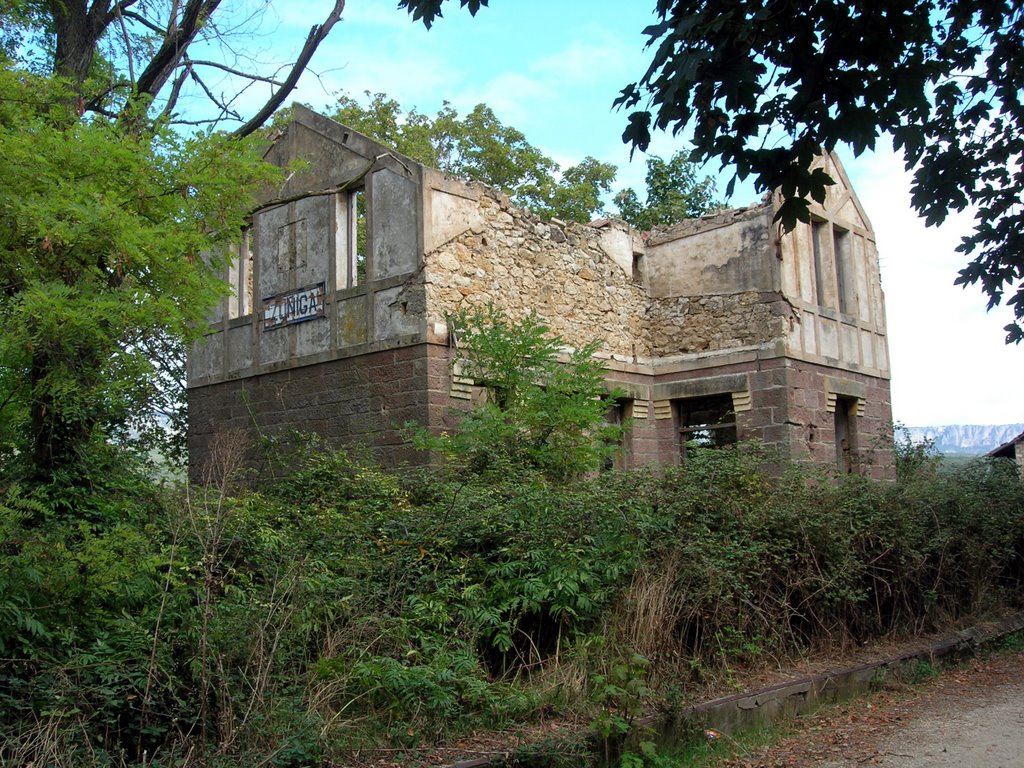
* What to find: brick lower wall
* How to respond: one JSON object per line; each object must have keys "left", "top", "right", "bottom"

{"left": 742, "top": 358, "right": 894, "bottom": 479}
{"left": 189, "top": 346, "right": 894, "bottom": 481}
{"left": 648, "top": 357, "right": 894, "bottom": 478}
{"left": 187, "top": 344, "right": 441, "bottom": 480}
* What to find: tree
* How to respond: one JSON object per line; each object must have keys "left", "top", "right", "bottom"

{"left": 333, "top": 91, "right": 617, "bottom": 223}
{"left": 613, "top": 1, "right": 1024, "bottom": 344}
{"left": 335, "top": 91, "right": 719, "bottom": 230}
{"left": 0, "top": 2, "right": 345, "bottom": 479}
{"left": 614, "top": 150, "right": 720, "bottom": 231}
{"left": 1, "top": 0, "right": 345, "bottom": 136}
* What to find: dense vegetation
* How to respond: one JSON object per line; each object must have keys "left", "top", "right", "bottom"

{"left": 5, "top": 7, "right": 1018, "bottom": 762}
{"left": 2, "top": 313, "right": 1022, "bottom": 767}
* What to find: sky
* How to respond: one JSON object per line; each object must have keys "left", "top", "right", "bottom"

{"left": 212, "top": 0, "right": 1023, "bottom": 428}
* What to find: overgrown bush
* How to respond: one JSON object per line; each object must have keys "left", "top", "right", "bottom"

{"left": 2, "top": 371, "right": 1022, "bottom": 765}
{"left": 607, "top": 444, "right": 1024, "bottom": 689}
{"left": 410, "top": 305, "right": 625, "bottom": 480}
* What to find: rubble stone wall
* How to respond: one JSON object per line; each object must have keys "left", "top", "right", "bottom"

{"left": 649, "top": 291, "right": 789, "bottom": 355}
{"left": 424, "top": 191, "right": 653, "bottom": 358}
{"left": 422, "top": 189, "right": 793, "bottom": 361}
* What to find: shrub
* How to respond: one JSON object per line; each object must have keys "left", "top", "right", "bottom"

{"left": 411, "top": 305, "right": 625, "bottom": 480}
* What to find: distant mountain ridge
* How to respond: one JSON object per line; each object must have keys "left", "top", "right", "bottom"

{"left": 903, "top": 423, "right": 1024, "bottom": 455}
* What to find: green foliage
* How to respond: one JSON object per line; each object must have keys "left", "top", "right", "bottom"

{"left": 0, "top": 0, "right": 348, "bottom": 479}
{"left": 2, "top": 290, "right": 1023, "bottom": 764}
{"left": 616, "top": 1, "right": 1024, "bottom": 343}
{"left": 590, "top": 651, "right": 651, "bottom": 740}
{"left": 413, "top": 305, "right": 625, "bottom": 479}
{"left": 892, "top": 423, "right": 941, "bottom": 482}
{"left": 1, "top": 409, "right": 1022, "bottom": 764}
{"left": 333, "top": 91, "right": 617, "bottom": 223}
{"left": 0, "top": 68, "right": 278, "bottom": 476}
{"left": 622, "top": 445, "right": 1024, "bottom": 682}
{"left": 615, "top": 151, "right": 721, "bottom": 231}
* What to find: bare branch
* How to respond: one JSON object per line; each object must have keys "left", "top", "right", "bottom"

{"left": 167, "top": 0, "right": 181, "bottom": 35}
{"left": 133, "top": 0, "right": 223, "bottom": 102}
{"left": 232, "top": 0, "right": 346, "bottom": 138}
{"left": 185, "top": 59, "right": 286, "bottom": 86}
{"left": 108, "top": 0, "right": 141, "bottom": 14}
{"left": 84, "top": 77, "right": 133, "bottom": 114}
{"left": 113, "top": 3, "right": 135, "bottom": 87}
{"left": 188, "top": 68, "right": 241, "bottom": 122}
{"left": 120, "top": 9, "right": 166, "bottom": 35}
{"left": 158, "top": 62, "right": 192, "bottom": 123}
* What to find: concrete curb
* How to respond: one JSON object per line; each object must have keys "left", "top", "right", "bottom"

{"left": 445, "top": 611, "right": 1024, "bottom": 768}
{"left": 649, "top": 611, "right": 1024, "bottom": 746}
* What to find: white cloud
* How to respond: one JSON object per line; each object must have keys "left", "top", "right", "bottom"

{"left": 845, "top": 145, "right": 1024, "bottom": 426}
{"left": 449, "top": 71, "right": 553, "bottom": 126}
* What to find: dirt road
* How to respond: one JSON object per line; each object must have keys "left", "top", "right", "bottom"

{"left": 722, "top": 648, "right": 1024, "bottom": 768}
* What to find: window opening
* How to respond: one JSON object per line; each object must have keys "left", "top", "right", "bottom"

{"left": 811, "top": 219, "right": 829, "bottom": 308}
{"left": 834, "top": 227, "right": 853, "bottom": 315}
{"left": 676, "top": 394, "right": 737, "bottom": 459}
{"left": 348, "top": 188, "right": 366, "bottom": 286}
{"left": 603, "top": 398, "right": 633, "bottom": 471}
{"left": 632, "top": 253, "right": 644, "bottom": 283}
{"left": 834, "top": 396, "right": 857, "bottom": 473}
{"left": 241, "top": 225, "right": 253, "bottom": 316}
{"left": 228, "top": 227, "right": 254, "bottom": 319}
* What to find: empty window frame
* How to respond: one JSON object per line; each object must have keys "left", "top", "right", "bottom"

{"left": 833, "top": 227, "right": 855, "bottom": 315}
{"left": 675, "top": 394, "right": 737, "bottom": 459}
{"left": 349, "top": 188, "right": 366, "bottom": 286}
{"left": 603, "top": 398, "right": 633, "bottom": 471}
{"left": 834, "top": 395, "right": 858, "bottom": 473}
{"left": 811, "top": 219, "right": 829, "bottom": 308}
{"left": 227, "top": 226, "right": 254, "bottom": 319}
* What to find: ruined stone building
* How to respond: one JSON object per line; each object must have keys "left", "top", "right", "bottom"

{"left": 987, "top": 431, "right": 1024, "bottom": 478}
{"left": 187, "top": 106, "right": 894, "bottom": 477}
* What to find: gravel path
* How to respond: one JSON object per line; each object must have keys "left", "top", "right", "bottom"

{"left": 722, "top": 649, "right": 1024, "bottom": 768}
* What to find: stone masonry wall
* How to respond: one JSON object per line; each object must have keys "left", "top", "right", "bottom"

{"left": 742, "top": 358, "right": 894, "bottom": 479}
{"left": 648, "top": 291, "right": 790, "bottom": 355}
{"left": 423, "top": 188, "right": 793, "bottom": 361}
{"left": 424, "top": 191, "right": 652, "bottom": 358}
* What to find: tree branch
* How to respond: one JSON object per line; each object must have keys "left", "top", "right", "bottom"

{"left": 113, "top": 3, "right": 135, "bottom": 87}
{"left": 120, "top": 9, "right": 167, "bottom": 35}
{"left": 133, "top": 0, "right": 222, "bottom": 102}
{"left": 185, "top": 59, "right": 286, "bottom": 86}
{"left": 188, "top": 68, "right": 241, "bottom": 122}
{"left": 231, "top": 0, "right": 346, "bottom": 139}
{"left": 158, "top": 62, "right": 192, "bottom": 123}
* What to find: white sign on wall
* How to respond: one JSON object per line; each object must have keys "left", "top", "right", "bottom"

{"left": 262, "top": 282, "right": 326, "bottom": 331}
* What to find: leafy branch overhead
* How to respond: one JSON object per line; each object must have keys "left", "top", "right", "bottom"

{"left": 0, "top": 1, "right": 347, "bottom": 478}
{"left": 614, "top": 0, "right": 1024, "bottom": 343}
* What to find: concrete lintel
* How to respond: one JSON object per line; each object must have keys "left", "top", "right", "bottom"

{"left": 826, "top": 375, "right": 868, "bottom": 400}
{"left": 653, "top": 373, "right": 749, "bottom": 402}
{"left": 650, "top": 347, "right": 765, "bottom": 374}
{"left": 604, "top": 380, "right": 651, "bottom": 401}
